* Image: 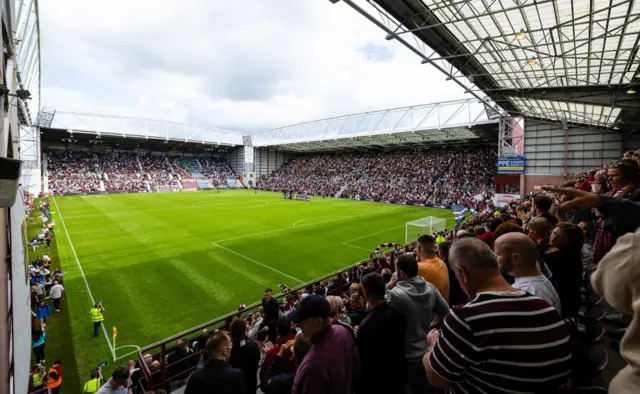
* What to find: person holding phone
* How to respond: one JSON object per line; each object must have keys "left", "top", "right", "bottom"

{"left": 90, "top": 302, "right": 105, "bottom": 337}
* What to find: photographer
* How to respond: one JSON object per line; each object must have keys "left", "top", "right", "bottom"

{"left": 83, "top": 365, "right": 104, "bottom": 394}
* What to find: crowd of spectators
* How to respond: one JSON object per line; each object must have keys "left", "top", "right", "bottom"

{"left": 47, "top": 150, "right": 103, "bottom": 193}
{"left": 46, "top": 150, "right": 234, "bottom": 194}
{"left": 119, "top": 149, "right": 640, "bottom": 394}
{"left": 27, "top": 200, "right": 66, "bottom": 393}
{"left": 200, "top": 157, "right": 235, "bottom": 185}
{"left": 258, "top": 148, "right": 495, "bottom": 205}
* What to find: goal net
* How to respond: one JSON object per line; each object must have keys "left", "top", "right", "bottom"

{"left": 405, "top": 217, "right": 447, "bottom": 243}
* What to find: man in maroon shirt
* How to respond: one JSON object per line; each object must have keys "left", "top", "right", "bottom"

{"left": 291, "top": 295, "right": 360, "bottom": 394}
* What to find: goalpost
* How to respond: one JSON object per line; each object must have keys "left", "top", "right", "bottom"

{"left": 405, "top": 216, "right": 447, "bottom": 243}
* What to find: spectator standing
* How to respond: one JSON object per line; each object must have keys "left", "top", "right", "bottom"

{"left": 185, "top": 332, "right": 245, "bottom": 394}
{"left": 34, "top": 300, "right": 52, "bottom": 329}
{"left": 438, "top": 241, "right": 467, "bottom": 306}
{"left": 478, "top": 218, "right": 501, "bottom": 249}
{"left": 533, "top": 194, "right": 558, "bottom": 226}
{"left": 166, "top": 339, "right": 193, "bottom": 382}
{"left": 291, "top": 295, "right": 360, "bottom": 394}
{"left": 346, "top": 294, "right": 367, "bottom": 327}
{"left": 260, "top": 288, "right": 280, "bottom": 344}
{"left": 49, "top": 280, "right": 64, "bottom": 312}
{"left": 261, "top": 336, "right": 312, "bottom": 394}
{"left": 386, "top": 254, "right": 449, "bottom": 394}
{"left": 543, "top": 223, "right": 584, "bottom": 318}
{"left": 229, "top": 319, "right": 261, "bottom": 394}
{"left": 260, "top": 315, "right": 296, "bottom": 380}
{"left": 357, "top": 273, "right": 408, "bottom": 394}
{"left": 494, "top": 233, "right": 562, "bottom": 314}
{"left": 424, "top": 238, "right": 572, "bottom": 393}
{"left": 32, "top": 328, "right": 46, "bottom": 365}
{"left": 326, "top": 295, "right": 352, "bottom": 327}
{"left": 416, "top": 235, "right": 450, "bottom": 301}
{"left": 545, "top": 185, "right": 640, "bottom": 393}
{"left": 528, "top": 216, "right": 553, "bottom": 254}
{"left": 96, "top": 366, "right": 131, "bottom": 394}
{"left": 247, "top": 312, "right": 263, "bottom": 341}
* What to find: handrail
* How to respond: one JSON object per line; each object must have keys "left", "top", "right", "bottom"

{"left": 134, "top": 215, "right": 470, "bottom": 391}
{"left": 135, "top": 254, "right": 380, "bottom": 390}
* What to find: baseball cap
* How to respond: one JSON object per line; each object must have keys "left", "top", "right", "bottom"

{"left": 289, "top": 294, "right": 330, "bottom": 324}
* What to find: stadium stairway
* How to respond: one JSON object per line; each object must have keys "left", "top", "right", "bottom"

{"left": 136, "top": 155, "right": 144, "bottom": 173}
{"left": 176, "top": 157, "right": 204, "bottom": 178}
{"left": 335, "top": 184, "right": 348, "bottom": 198}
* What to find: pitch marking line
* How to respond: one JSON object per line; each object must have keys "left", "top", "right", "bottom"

{"left": 341, "top": 225, "right": 405, "bottom": 252}
{"left": 213, "top": 208, "right": 399, "bottom": 243}
{"left": 292, "top": 216, "right": 346, "bottom": 228}
{"left": 53, "top": 197, "right": 140, "bottom": 361}
{"left": 63, "top": 200, "right": 289, "bottom": 219}
{"left": 342, "top": 243, "right": 372, "bottom": 252}
{"left": 211, "top": 242, "right": 305, "bottom": 284}
{"left": 115, "top": 345, "right": 142, "bottom": 361}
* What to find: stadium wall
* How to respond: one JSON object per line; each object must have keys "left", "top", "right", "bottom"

{"left": 524, "top": 120, "right": 623, "bottom": 175}
{"left": 224, "top": 148, "right": 244, "bottom": 174}
{"left": 521, "top": 120, "right": 625, "bottom": 193}
{"left": 9, "top": 188, "right": 31, "bottom": 394}
{"left": 254, "top": 148, "right": 292, "bottom": 178}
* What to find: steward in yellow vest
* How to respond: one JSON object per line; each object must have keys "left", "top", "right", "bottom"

{"left": 90, "top": 302, "right": 105, "bottom": 337}
{"left": 83, "top": 368, "right": 104, "bottom": 394}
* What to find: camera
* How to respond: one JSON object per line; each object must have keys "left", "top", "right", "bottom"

{"left": 90, "top": 360, "right": 108, "bottom": 378}
{"left": 0, "top": 157, "right": 21, "bottom": 208}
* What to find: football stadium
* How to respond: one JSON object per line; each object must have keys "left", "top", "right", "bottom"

{"left": 3, "top": 0, "right": 640, "bottom": 393}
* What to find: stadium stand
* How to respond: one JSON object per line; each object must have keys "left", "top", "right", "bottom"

{"left": 258, "top": 148, "right": 495, "bottom": 206}
{"left": 46, "top": 150, "right": 235, "bottom": 194}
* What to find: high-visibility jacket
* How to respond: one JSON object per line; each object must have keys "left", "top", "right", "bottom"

{"left": 32, "top": 373, "right": 43, "bottom": 388}
{"left": 47, "top": 368, "right": 62, "bottom": 389}
{"left": 435, "top": 235, "right": 445, "bottom": 245}
{"left": 90, "top": 308, "right": 104, "bottom": 322}
{"left": 83, "top": 378, "right": 102, "bottom": 393}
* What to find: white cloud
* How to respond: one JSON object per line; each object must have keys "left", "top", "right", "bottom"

{"left": 39, "top": 0, "right": 468, "bottom": 132}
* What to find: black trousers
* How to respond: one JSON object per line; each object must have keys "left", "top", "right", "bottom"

{"left": 53, "top": 298, "right": 61, "bottom": 310}
{"left": 33, "top": 344, "right": 45, "bottom": 362}
{"left": 407, "top": 358, "right": 437, "bottom": 394}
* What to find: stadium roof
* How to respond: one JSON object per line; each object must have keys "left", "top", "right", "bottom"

{"left": 251, "top": 98, "right": 498, "bottom": 151}
{"left": 338, "top": 0, "right": 640, "bottom": 131}
{"left": 15, "top": 0, "right": 41, "bottom": 126}
{"left": 38, "top": 109, "right": 244, "bottom": 146}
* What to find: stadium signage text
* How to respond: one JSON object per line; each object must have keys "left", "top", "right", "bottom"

{"left": 497, "top": 156, "right": 526, "bottom": 174}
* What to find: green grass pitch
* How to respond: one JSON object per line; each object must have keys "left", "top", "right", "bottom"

{"left": 28, "top": 190, "right": 454, "bottom": 388}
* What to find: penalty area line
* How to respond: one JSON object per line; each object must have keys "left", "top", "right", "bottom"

{"left": 211, "top": 242, "right": 305, "bottom": 284}
{"left": 52, "top": 197, "right": 117, "bottom": 361}
{"left": 341, "top": 225, "right": 406, "bottom": 253}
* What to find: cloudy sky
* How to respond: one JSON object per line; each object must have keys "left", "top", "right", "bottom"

{"left": 39, "top": 0, "right": 467, "bottom": 133}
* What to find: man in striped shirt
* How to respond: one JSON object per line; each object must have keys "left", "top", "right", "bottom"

{"left": 424, "top": 238, "right": 572, "bottom": 394}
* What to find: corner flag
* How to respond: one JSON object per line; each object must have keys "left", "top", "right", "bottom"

{"left": 112, "top": 326, "right": 118, "bottom": 349}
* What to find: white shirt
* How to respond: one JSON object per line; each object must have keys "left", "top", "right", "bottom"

{"left": 49, "top": 284, "right": 64, "bottom": 299}
{"left": 513, "top": 275, "right": 562, "bottom": 315}
{"left": 96, "top": 381, "right": 128, "bottom": 394}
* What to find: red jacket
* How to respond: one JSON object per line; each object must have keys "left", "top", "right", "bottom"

{"left": 579, "top": 176, "right": 594, "bottom": 192}
{"left": 478, "top": 231, "right": 494, "bottom": 247}
{"left": 259, "top": 334, "right": 296, "bottom": 380}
